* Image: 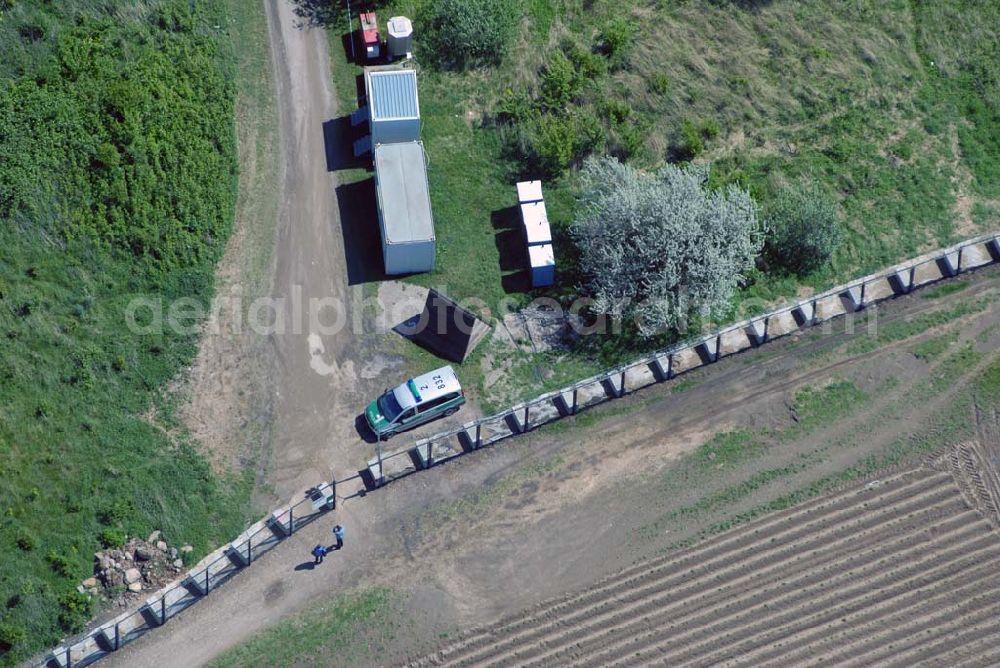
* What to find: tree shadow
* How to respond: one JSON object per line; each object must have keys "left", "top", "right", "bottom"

{"left": 290, "top": 0, "right": 343, "bottom": 29}
{"left": 335, "top": 178, "right": 387, "bottom": 285}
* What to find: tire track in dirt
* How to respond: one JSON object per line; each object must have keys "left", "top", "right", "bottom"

{"left": 411, "top": 468, "right": 1000, "bottom": 668}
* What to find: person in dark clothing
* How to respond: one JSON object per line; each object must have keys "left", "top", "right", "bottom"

{"left": 332, "top": 524, "right": 345, "bottom": 550}
{"left": 312, "top": 544, "right": 328, "bottom": 564}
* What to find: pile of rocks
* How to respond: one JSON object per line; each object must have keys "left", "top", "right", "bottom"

{"left": 82, "top": 531, "right": 193, "bottom": 606}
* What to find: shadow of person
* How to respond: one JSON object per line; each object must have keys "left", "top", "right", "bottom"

{"left": 294, "top": 561, "right": 317, "bottom": 572}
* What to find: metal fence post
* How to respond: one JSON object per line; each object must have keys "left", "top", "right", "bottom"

{"left": 288, "top": 506, "right": 294, "bottom": 533}
{"left": 205, "top": 568, "right": 210, "bottom": 594}
{"left": 247, "top": 536, "right": 252, "bottom": 565}
{"left": 114, "top": 621, "right": 120, "bottom": 650}
{"left": 160, "top": 596, "right": 166, "bottom": 625}
{"left": 523, "top": 403, "right": 531, "bottom": 431}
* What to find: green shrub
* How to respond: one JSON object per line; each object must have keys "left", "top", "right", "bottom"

{"left": 765, "top": 185, "right": 841, "bottom": 275}
{"left": 0, "top": 622, "right": 26, "bottom": 652}
{"left": 98, "top": 528, "right": 126, "bottom": 548}
{"left": 15, "top": 533, "right": 35, "bottom": 551}
{"left": 565, "top": 41, "right": 608, "bottom": 80}
{"left": 540, "top": 50, "right": 580, "bottom": 111}
{"left": 46, "top": 551, "right": 75, "bottom": 578}
{"left": 58, "top": 591, "right": 92, "bottom": 633}
{"left": 700, "top": 118, "right": 721, "bottom": 140}
{"left": 527, "top": 111, "right": 605, "bottom": 176}
{"left": 419, "top": 0, "right": 520, "bottom": 70}
{"left": 649, "top": 72, "right": 670, "bottom": 95}
{"left": 676, "top": 119, "right": 704, "bottom": 160}
{"left": 599, "top": 17, "right": 633, "bottom": 61}
{"left": 496, "top": 87, "right": 536, "bottom": 124}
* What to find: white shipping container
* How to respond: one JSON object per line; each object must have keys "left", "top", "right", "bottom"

{"left": 374, "top": 142, "right": 436, "bottom": 275}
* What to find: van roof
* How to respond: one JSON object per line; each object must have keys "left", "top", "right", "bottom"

{"left": 391, "top": 365, "right": 462, "bottom": 410}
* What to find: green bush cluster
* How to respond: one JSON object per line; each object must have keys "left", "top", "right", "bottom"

{"left": 0, "top": 1, "right": 248, "bottom": 662}
{"left": 419, "top": 0, "right": 520, "bottom": 70}
{"left": 673, "top": 118, "right": 720, "bottom": 162}
{"left": 500, "top": 32, "right": 652, "bottom": 176}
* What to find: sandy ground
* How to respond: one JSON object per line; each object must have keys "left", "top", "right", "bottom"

{"left": 101, "top": 1, "right": 1000, "bottom": 664}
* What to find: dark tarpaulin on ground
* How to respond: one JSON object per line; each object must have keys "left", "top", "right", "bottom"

{"left": 405, "top": 288, "right": 490, "bottom": 362}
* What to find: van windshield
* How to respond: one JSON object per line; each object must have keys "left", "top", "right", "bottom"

{"left": 378, "top": 391, "right": 404, "bottom": 422}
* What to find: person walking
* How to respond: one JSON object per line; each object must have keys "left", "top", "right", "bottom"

{"left": 332, "top": 524, "right": 345, "bottom": 550}
{"left": 312, "top": 544, "right": 328, "bottom": 564}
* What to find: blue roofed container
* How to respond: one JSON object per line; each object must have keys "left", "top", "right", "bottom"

{"left": 365, "top": 67, "right": 421, "bottom": 146}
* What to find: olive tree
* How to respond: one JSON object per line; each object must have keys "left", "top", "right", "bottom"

{"left": 571, "top": 157, "right": 764, "bottom": 334}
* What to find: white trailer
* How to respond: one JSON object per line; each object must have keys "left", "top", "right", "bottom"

{"left": 374, "top": 141, "right": 435, "bottom": 275}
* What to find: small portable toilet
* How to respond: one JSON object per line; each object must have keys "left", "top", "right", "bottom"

{"left": 387, "top": 16, "right": 413, "bottom": 59}
{"left": 360, "top": 12, "right": 380, "bottom": 60}
{"left": 520, "top": 201, "right": 551, "bottom": 246}
{"left": 516, "top": 180, "right": 544, "bottom": 204}
{"left": 528, "top": 244, "right": 555, "bottom": 288}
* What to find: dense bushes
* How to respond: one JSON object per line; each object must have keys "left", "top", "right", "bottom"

{"left": 419, "top": 0, "right": 520, "bottom": 70}
{"left": 0, "top": 1, "right": 245, "bottom": 663}
{"left": 499, "top": 35, "right": 655, "bottom": 177}
{"left": 764, "top": 186, "right": 841, "bottom": 275}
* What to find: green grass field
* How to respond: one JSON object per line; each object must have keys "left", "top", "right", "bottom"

{"left": 0, "top": 1, "right": 271, "bottom": 662}
{"left": 325, "top": 0, "right": 998, "bottom": 407}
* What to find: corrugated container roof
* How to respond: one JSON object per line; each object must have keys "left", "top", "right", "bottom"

{"left": 375, "top": 142, "right": 434, "bottom": 245}
{"left": 368, "top": 69, "right": 419, "bottom": 121}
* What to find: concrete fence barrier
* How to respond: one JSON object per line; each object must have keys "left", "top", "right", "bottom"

{"left": 365, "top": 231, "right": 1000, "bottom": 487}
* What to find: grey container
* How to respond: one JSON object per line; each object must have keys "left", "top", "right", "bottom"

{"left": 374, "top": 142, "right": 436, "bottom": 275}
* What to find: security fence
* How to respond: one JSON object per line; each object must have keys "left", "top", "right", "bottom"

{"left": 365, "top": 232, "right": 1000, "bottom": 486}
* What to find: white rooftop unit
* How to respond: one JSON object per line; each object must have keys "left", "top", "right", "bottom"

{"left": 520, "top": 201, "right": 551, "bottom": 246}
{"left": 365, "top": 68, "right": 421, "bottom": 146}
{"left": 374, "top": 142, "right": 435, "bottom": 275}
{"left": 528, "top": 244, "right": 555, "bottom": 288}
{"left": 516, "top": 180, "right": 544, "bottom": 204}
{"left": 387, "top": 16, "right": 413, "bottom": 59}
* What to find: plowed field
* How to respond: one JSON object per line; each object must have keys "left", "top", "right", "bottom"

{"left": 413, "top": 463, "right": 1000, "bottom": 668}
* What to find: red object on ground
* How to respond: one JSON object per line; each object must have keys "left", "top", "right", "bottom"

{"left": 360, "top": 11, "right": 380, "bottom": 60}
